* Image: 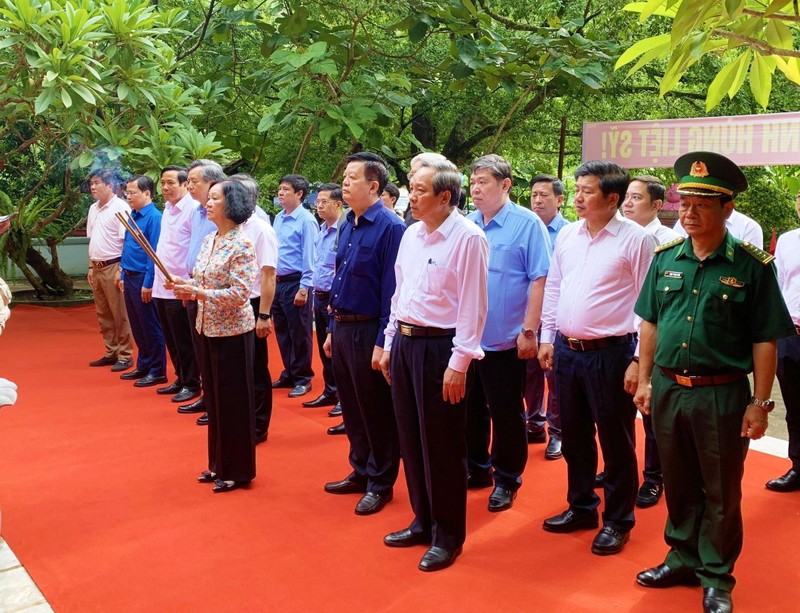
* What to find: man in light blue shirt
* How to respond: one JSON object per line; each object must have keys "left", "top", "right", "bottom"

{"left": 272, "top": 174, "right": 317, "bottom": 398}
{"left": 466, "top": 155, "right": 551, "bottom": 512}
{"left": 525, "top": 174, "right": 569, "bottom": 461}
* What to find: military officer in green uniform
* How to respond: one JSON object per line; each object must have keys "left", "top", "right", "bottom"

{"left": 632, "top": 151, "right": 794, "bottom": 613}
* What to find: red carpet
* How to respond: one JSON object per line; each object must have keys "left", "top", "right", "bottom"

{"left": 0, "top": 304, "right": 798, "bottom": 612}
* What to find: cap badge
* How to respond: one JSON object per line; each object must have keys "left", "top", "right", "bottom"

{"left": 690, "top": 161, "right": 709, "bottom": 178}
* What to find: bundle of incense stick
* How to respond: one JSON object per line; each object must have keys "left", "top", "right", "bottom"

{"left": 116, "top": 211, "right": 173, "bottom": 283}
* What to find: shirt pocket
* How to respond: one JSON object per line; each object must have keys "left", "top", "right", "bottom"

{"left": 349, "top": 245, "right": 374, "bottom": 277}
{"left": 324, "top": 249, "right": 337, "bottom": 267}
{"left": 707, "top": 281, "right": 746, "bottom": 328}
{"left": 423, "top": 264, "right": 449, "bottom": 295}
{"left": 488, "top": 244, "right": 512, "bottom": 273}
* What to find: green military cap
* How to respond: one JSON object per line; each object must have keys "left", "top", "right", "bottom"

{"left": 674, "top": 151, "right": 748, "bottom": 198}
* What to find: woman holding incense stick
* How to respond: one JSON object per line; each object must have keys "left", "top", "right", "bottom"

{"left": 168, "top": 180, "right": 259, "bottom": 493}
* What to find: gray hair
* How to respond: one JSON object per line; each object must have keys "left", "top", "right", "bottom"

{"left": 411, "top": 152, "right": 448, "bottom": 168}
{"left": 418, "top": 158, "right": 462, "bottom": 207}
{"left": 470, "top": 154, "right": 512, "bottom": 182}
{"left": 228, "top": 173, "right": 259, "bottom": 215}
{"left": 188, "top": 159, "right": 226, "bottom": 183}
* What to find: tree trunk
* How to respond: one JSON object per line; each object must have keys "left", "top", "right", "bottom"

{"left": 25, "top": 244, "right": 73, "bottom": 297}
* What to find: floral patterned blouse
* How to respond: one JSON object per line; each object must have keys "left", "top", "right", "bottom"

{"left": 191, "top": 225, "right": 258, "bottom": 337}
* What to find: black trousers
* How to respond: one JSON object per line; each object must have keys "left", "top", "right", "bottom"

{"left": 154, "top": 297, "right": 199, "bottom": 388}
{"left": 331, "top": 319, "right": 398, "bottom": 495}
{"left": 391, "top": 332, "right": 469, "bottom": 551}
{"left": 250, "top": 298, "right": 273, "bottom": 437}
{"left": 524, "top": 357, "right": 561, "bottom": 437}
{"left": 466, "top": 348, "right": 527, "bottom": 491}
{"left": 122, "top": 272, "right": 166, "bottom": 377}
{"left": 642, "top": 413, "right": 663, "bottom": 483}
{"left": 202, "top": 331, "right": 256, "bottom": 482}
{"left": 777, "top": 335, "right": 800, "bottom": 470}
{"left": 272, "top": 278, "right": 314, "bottom": 386}
{"left": 555, "top": 335, "right": 638, "bottom": 532}
{"left": 313, "top": 295, "right": 337, "bottom": 395}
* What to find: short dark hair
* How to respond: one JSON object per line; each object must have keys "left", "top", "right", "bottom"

{"left": 631, "top": 174, "right": 665, "bottom": 203}
{"left": 530, "top": 174, "right": 565, "bottom": 198}
{"left": 217, "top": 180, "right": 253, "bottom": 224}
{"left": 574, "top": 161, "right": 629, "bottom": 205}
{"left": 127, "top": 175, "right": 155, "bottom": 197}
{"left": 383, "top": 182, "right": 400, "bottom": 201}
{"left": 279, "top": 174, "right": 310, "bottom": 201}
{"left": 161, "top": 165, "right": 188, "bottom": 184}
{"left": 88, "top": 169, "right": 118, "bottom": 187}
{"left": 317, "top": 182, "right": 343, "bottom": 203}
{"left": 346, "top": 152, "right": 389, "bottom": 193}
{"left": 471, "top": 154, "right": 512, "bottom": 182}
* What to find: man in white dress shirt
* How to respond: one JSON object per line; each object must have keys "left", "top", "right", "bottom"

{"left": 380, "top": 157, "right": 488, "bottom": 572}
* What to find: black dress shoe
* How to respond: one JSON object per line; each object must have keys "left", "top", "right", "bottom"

{"left": 636, "top": 481, "right": 665, "bottom": 508}
{"left": 545, "top": 437, "right": 563, "bottom": 460}
{"left": 196, "top": 413, "right": 208, "bottom": 426}
{"left": 487, "top": 486, "right": 517, "bottom": 512}
{"left": 255, "top": 432, "right": 268, "bottom": 445}
{"left": 327, "top": 422, "right": 346, "bottom": 435}
{"left": 467, "top": 472, "right": 493, "bottom": 489}
{"left": 591, "top": 526, "right": 630, "bottom": 556}
{"left": 212, "top": 479, "right": 250, "bottom": 493}
{"left": 526, "top": 427, "right": 547, "bottom": 444}
{"left": 355, "top": 491, "right": 393, "bottom": 515}
{"left": 328, "top": 403, "right": 342, "bottom": 417}
{"left": 703, "top": 587, "right": 733, "bottom": 613}
{"left": 110, "top": 359, "right": 133, "bottom": 372}
{"left": 157, "top": 381, "right": 182, "bottom": 395}
{"left": 324, "top": 476, "right": 367, "bottom": 495}
{"left": 89, "top": 356, "right": 117, "bottom": 367}
{"left": 418, "top": 546, "right": 462, "bottom": 572}
{"left": 134, "top": 374, "right": 168, "bottom": 388}
{"left": 171, "top": 387, "right": 200, "bottom": 403}
{"left": 384, "top": 529, "right": 430, "bottom": 548}
{"left": 543, "top": 509, "right": 599, "bottom": 533}
{"left": 595, "top": 471, "right": 606, "bottom": 488}
{"left": 636, "top": 563, "right": 700, "bottom": 588}
{"left": 177, "top": 397, "right": 205, "bottom": 413}
{"left": 197, "top": 471, "right": 216, "bottom": 483}
{"left": 302, "top": 392, "right": 338, "bottom": 408}
{"left": 120, "top": 368, "right": 148, "bottom": 380}
{"left": 765, "top": 468, "right": 800, "bottom": 492}
{"left": 272, "top": 377, "right": 294, "bottom": 389}
{"left": 288, "top": 382, "right": 312, "bottom": 398}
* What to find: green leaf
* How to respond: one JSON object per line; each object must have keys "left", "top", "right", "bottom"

{"left": 34, "top": 88, "right": 55, "bottom": 114}
{"left": 78, "top": 150, "right": 95, "bottom": 168}
{"left": 385, "top": 91, "right": 415, "bottom": 106}
{"left": 71, "top": 83, "right": 95, "bottom": 104}
{"left": 750, "top": 53, "right": 773, "bottom": 109}
{"left": 705, "top": 51, "right": 749, "bottom": 110}
{"left": 615, "top": 34, "right": 670, "bottom": 69}
{"left": 764, "top": 0, "right": 794, "bottom": 16}
{"left": 60, "top": 88, "right": 72, "bottom": 108}
{"left": 305, "top": 41, "right": 327, "bottom": 59}
{"left": 723, "top": 0, "right": 743, "bottom": 19}
{"left": 409, "top": 20, "right": 427, "bottom": 44}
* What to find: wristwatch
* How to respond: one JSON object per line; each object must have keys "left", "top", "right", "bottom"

{"left": 749, "top": 396, "right": 775, "bottom": 412}
{"left": 258, "top": 313, "right": 272, "bottom": 321}
{"left": 191, "top": 287, "right": 198, "bottom": 300}
{"left": 521, "top": 328, "right": 536, "bottom": 339}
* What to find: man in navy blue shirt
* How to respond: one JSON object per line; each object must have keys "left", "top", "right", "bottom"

{"left": 323, "top": 152, "right": 405, "bottom": 516}
{"left": 272, "top": 174, "right": 317, "bottom": 398}
{"left": 116, "top": 175, "right": 167, "bottom": 387}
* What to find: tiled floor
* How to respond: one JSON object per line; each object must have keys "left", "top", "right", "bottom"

{"left": 0, "top": 538, "right": 53, "bottom": 613}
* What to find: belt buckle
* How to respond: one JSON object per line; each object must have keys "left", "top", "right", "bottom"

{"left": 400, "top": 324, "right": 413, "bottom": 337}
{"left": 567, "top": 337, "right": 584, "bottom": 351}
{"left": 675, "top": 374, "right": 693, "bottom": 387}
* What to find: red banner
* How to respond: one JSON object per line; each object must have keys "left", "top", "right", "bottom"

{"left": 582, "top": 112, "right": 800, "bottom": 168}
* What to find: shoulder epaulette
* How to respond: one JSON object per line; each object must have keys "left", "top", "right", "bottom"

{"left": 654, "top": 237, "right": 685, "bottom": 253}
{"left": 739, "top": 241, "right": 774, "bottom": 265}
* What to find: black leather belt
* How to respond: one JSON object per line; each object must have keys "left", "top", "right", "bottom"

{"left": 276, "top": 272, "right": 301, "bottom": 283}
{"left": 398, "top": 321, "right": 455, "bottom": 338}
{"left": 795, "top": 325, "right": 800, "bottom": 336}
{"left": 557, "top": 332, "right": 637, "bottom": 352}
{"left": 314, "top": 290, "right": 331, "bottom": 300}
{"left": 123, "top": 269, "right": 144, "bottom": 276}
{"left": 333, "top": 313, "right": 377, "bottom": 323}
{"left": 91, "top": 257, "right": 121, "bottom": 268}
{"left": 658, "top": 366, "right": 747, "bottom": 388}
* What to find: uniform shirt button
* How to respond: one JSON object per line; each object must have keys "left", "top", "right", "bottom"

{"left": 692, "top": 289, "right": 699, "bottom": 295}
{"left": 722, "top": 294, "right": 728, "bottom": 300}
{"left": 687, "top": 316, "right": 692, "bottom": 321}
{"left": 664, "top": 286, "right": 670, "bottom": 292}
{"left": 681, "top": 342, "right": 688, "bottom": 348}
{"left": 699, "top": 263, "right": 704, "bottom": 268}
{"left": 683, "top": 369, "right": 689, "bottom": 374}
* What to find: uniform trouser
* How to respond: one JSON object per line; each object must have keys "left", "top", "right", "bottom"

{"left": 642, "top": 414, "right": 663, "bottom": 484}
{"left": 525, "top": 331, "right": 561, "bottom": 438}
{"left": 250, "top": 298, "right": 273, "bottom": 436}
{"left": 555, "top": 336, "right": 638, "bottom": 532}
{"left": 391, "top": 332, "right": 469, "bottom": 551}
{"left": 466, "top": 349, "right": 527, "bottom": 491}
{"left": 155, "top": 297, "right": 199, "bottom": 388}
{"left": 203, "top": 331, "right": 256, "bottom": 482}
{"left": 777, "top": 336, "right": 800, "bottom": 470}
{"left": 652, "top": 367, "right": 749, "bottom": 591}
{"left": 272, "top": 278, "right": 314, "bottom": 386}
{"left": 313, "top": 296, "right": 337, "bottom": 395}
{"left": 122, "top": 271, "right": 165, "bottom": 377}
{"left": 91, "top": 263, "right": 133, "bottom": 362}
{"left": 331, "top": 319, "right": 398, "bottom": 495}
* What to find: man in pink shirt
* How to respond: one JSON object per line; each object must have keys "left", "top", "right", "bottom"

{"left": 538, "top": 161, "right": 655, "bottom": 556}
{"left": 380, "top": 157, "right": 488, "bottom": 572}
